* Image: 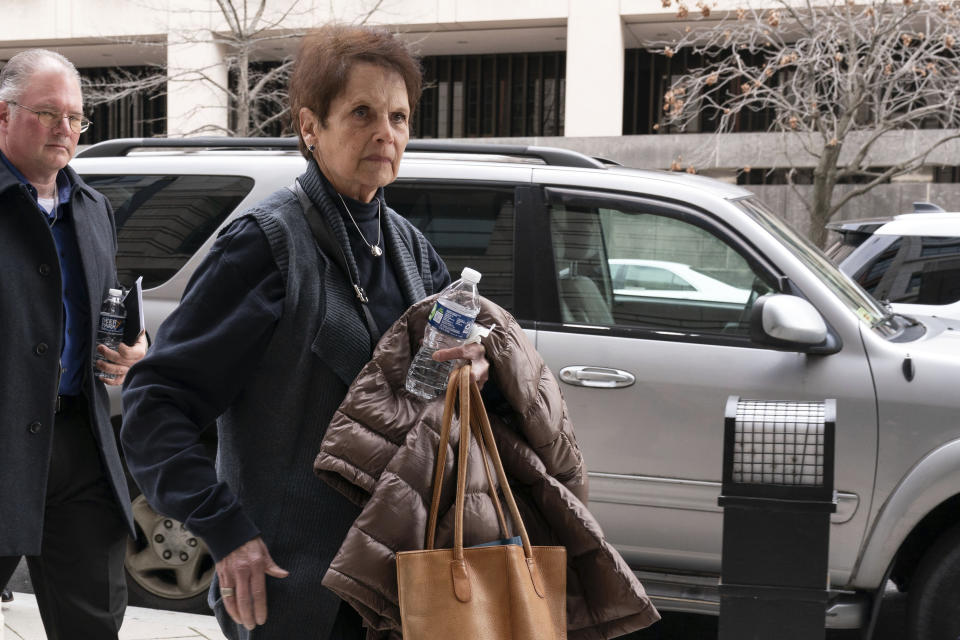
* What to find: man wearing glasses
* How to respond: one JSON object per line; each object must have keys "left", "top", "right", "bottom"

{"left": 0, "top": 49, "right": 146, "bottom": 638}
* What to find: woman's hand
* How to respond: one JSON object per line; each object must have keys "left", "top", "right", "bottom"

{"left": 432, "top": 341, "right": 489, "bottom": 388}
{"left": 95, "top": 331, "right": 148, "bottom": 386}
{"left": 216, "top": 536, "right": 289, "bottom": 631}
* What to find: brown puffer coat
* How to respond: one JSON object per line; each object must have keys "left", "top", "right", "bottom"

{"left": 314, "top": 296, "right": 659, "bottom": 639}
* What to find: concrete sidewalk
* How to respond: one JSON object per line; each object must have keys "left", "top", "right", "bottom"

{"left": 1, "top": 592, "right": 227, "bottom": 640}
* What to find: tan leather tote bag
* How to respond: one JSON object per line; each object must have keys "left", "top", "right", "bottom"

{"left": 396, "top": 365, "right": 567, "bottom": 639}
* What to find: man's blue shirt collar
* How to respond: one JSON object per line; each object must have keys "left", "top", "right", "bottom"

{"left": 0, "top": 151, "right": 73, "bottom": 222}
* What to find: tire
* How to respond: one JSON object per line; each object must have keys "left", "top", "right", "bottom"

{"left": 124, "top": 494, "right": 214, "bottom": 614}
{"left": 907, "top": 522, "right": 960, "bottom": 640}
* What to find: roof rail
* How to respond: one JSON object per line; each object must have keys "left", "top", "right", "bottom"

{"left": 76, "top": 136, "right": 609, "bottom": 169}
{"left": 405, "top": 140, "right": 607, "bottom": 169}
{"left": 76, "top": 137, "right": 298, "bottom": 158}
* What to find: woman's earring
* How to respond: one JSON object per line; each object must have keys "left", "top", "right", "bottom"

{"left": 308, "top": 144, "right": 316, "bottom": 152}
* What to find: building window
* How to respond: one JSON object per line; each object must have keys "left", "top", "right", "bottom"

{"left": 623, "top": 48, "right": 776, "bottom": 135}
{"left": 933, "top": 166, "right": 960, "bottom": 183}
{"left": 415, "top": 52, "right": 565, "bottom": 139}
{"left": 735, "top": 167, "right": 894, "bottom": 186}
{"left": 624, "top": 48, "right": 675, "bottom": 135}
{"left": 81, "top": 67, "right": 166, "bottom": 144}
{"left": 737, "top": 168, "right": 814, "bottom": 186}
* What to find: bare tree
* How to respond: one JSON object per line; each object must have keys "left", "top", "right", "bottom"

{"left": 652, "top": 0, "right": 960, "bottom": 246}
{"left": 86, "top": 0, "right": 384, "bottom": 137}
{"left": 209, "top": 0, "right": 303, "bottom": 136}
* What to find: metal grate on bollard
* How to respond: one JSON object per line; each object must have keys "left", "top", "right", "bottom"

{"left": 718, "top": 396, "right": 838, "bottom": 640}
{"left": 722, "top": 396, "right": 836, "bottom": 502}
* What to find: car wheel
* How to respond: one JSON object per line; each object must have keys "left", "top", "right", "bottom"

{"left": 907, "top": 522, "right": 960, "bottom": 639}
{"left": 125, "top": 495, "right": 214, "bottom": 613}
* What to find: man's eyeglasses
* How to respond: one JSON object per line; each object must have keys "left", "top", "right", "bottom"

{"left": 8, "top": 101, "right": 91, "bottom": 134}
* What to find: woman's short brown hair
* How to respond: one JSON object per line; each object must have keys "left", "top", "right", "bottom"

{"left": 289, "top": 23, "right": 423, "bottom": 159}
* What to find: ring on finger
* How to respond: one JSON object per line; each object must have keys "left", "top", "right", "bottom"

{"left": 221, "top": 586, "right": 235, "bottom": 597}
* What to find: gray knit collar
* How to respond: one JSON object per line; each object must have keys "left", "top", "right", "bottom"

{"left": 298, "top": 159, "right": 426, "bottom": 307}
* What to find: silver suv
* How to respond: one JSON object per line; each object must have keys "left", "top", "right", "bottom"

{"left": 72, "top": 138, "right": 960, "bottom": 638}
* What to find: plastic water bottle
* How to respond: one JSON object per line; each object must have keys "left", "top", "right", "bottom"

{"left": 94, "top": 288, "right": 125, "bottom": 381}
{"left": 406, "top": 268, "right": 482, "bottom": 400}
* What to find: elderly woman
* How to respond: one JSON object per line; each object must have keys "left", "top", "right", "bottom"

{"left": 120, "top": 24, "right": 486, "bottom": 640}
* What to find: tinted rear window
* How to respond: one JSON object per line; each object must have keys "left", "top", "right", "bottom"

{"left": 853, "top": 235, "right": 960, "bottom": 305}
{"left": 386, "top": 182, "right": 516, "bottom": 312}
{"left": 83, "top": 174, "right": 254, "bottom": 288}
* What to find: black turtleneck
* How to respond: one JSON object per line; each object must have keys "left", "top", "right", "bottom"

{"left": 311, "top": 168, "right": 446, "bottom": 334}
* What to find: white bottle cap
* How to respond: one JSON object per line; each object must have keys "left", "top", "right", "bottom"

{"left": 460, "top": 267, "right": 481, "bottom": 284}
{"left": 108, "top": 288, "right": 123, "bottom": 297}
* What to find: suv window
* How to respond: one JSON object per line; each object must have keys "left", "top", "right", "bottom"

{"left": 84, "top": 174, "right": 255, "bottom": 289}
{"left": 547, "top": 188, "right": 774, "bottom": 335}
{"left": 852, "top": 235, "right": 960, "bottom": 306}
{"left": 386, "top": 182, "right": 516, "bottom": 311}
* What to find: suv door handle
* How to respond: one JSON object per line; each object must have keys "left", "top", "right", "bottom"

{"left": 559, "top": 366, "right": 636, "bottom": 388}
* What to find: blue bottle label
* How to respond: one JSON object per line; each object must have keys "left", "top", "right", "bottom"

{"left": 99, "top": 314, "right": 124, "bottom": 336}
{"left": 428, "top": 300, "right": 475, "bottom": 339}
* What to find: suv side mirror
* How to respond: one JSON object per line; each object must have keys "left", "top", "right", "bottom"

{"left": 750, "top": 294, "right": 841, "bottom": 354}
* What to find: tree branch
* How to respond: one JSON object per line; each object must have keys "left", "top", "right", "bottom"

{"left": 646, "top": 0, "right": 960, "bottom": 243}
{"left": 829, "top": 131, "right": 960, "bottom": 215}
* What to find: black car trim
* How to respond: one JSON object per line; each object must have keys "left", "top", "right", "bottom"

{"left": 535, "top": 320, "right": 760, "bottom": 349}
{"left": 514, "top": 184, "right": 543, "bottom": 323}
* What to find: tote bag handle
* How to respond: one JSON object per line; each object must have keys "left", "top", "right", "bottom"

{"left": 425, "top": 366, "right": 509, "bottom": 548}
{"left": 423, "top": 366, "right": 549, "bottom": 599}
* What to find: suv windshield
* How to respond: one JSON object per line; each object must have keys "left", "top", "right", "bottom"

{"left": 735, "top": 197, "right": 895, "bottom": 335}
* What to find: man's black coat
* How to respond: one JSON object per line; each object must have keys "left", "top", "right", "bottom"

{"left": 0, "top": 159, "right": 134, "bottom": 555}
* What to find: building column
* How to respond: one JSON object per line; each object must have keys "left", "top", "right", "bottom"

{"left": 166, "top": 38, "right": 229, "bottom": 137}
{"left": 564, "top": 0, "right": 624, "bottom": 137}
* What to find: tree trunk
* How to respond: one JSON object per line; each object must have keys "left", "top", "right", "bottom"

{"left": 235, "top": 48, "right": 250, "bottom": 137}
{"left": 810, "top": 144, "right": 842, "bottom": 248}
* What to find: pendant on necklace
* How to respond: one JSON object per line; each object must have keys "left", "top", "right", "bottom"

{"left": 370, "top": 245, "right": 383, "bottom": 257}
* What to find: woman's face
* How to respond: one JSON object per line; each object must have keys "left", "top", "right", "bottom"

{"left": 300, "top": 62, "right": 410, "bottom": 202}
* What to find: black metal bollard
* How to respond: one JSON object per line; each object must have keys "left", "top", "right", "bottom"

{"left": 718, "top": 396, "right": 837, "bottom": 640}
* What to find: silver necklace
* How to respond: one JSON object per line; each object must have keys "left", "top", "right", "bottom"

{"left": 337, "top": 193, "right": 383, "bottom": 257}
